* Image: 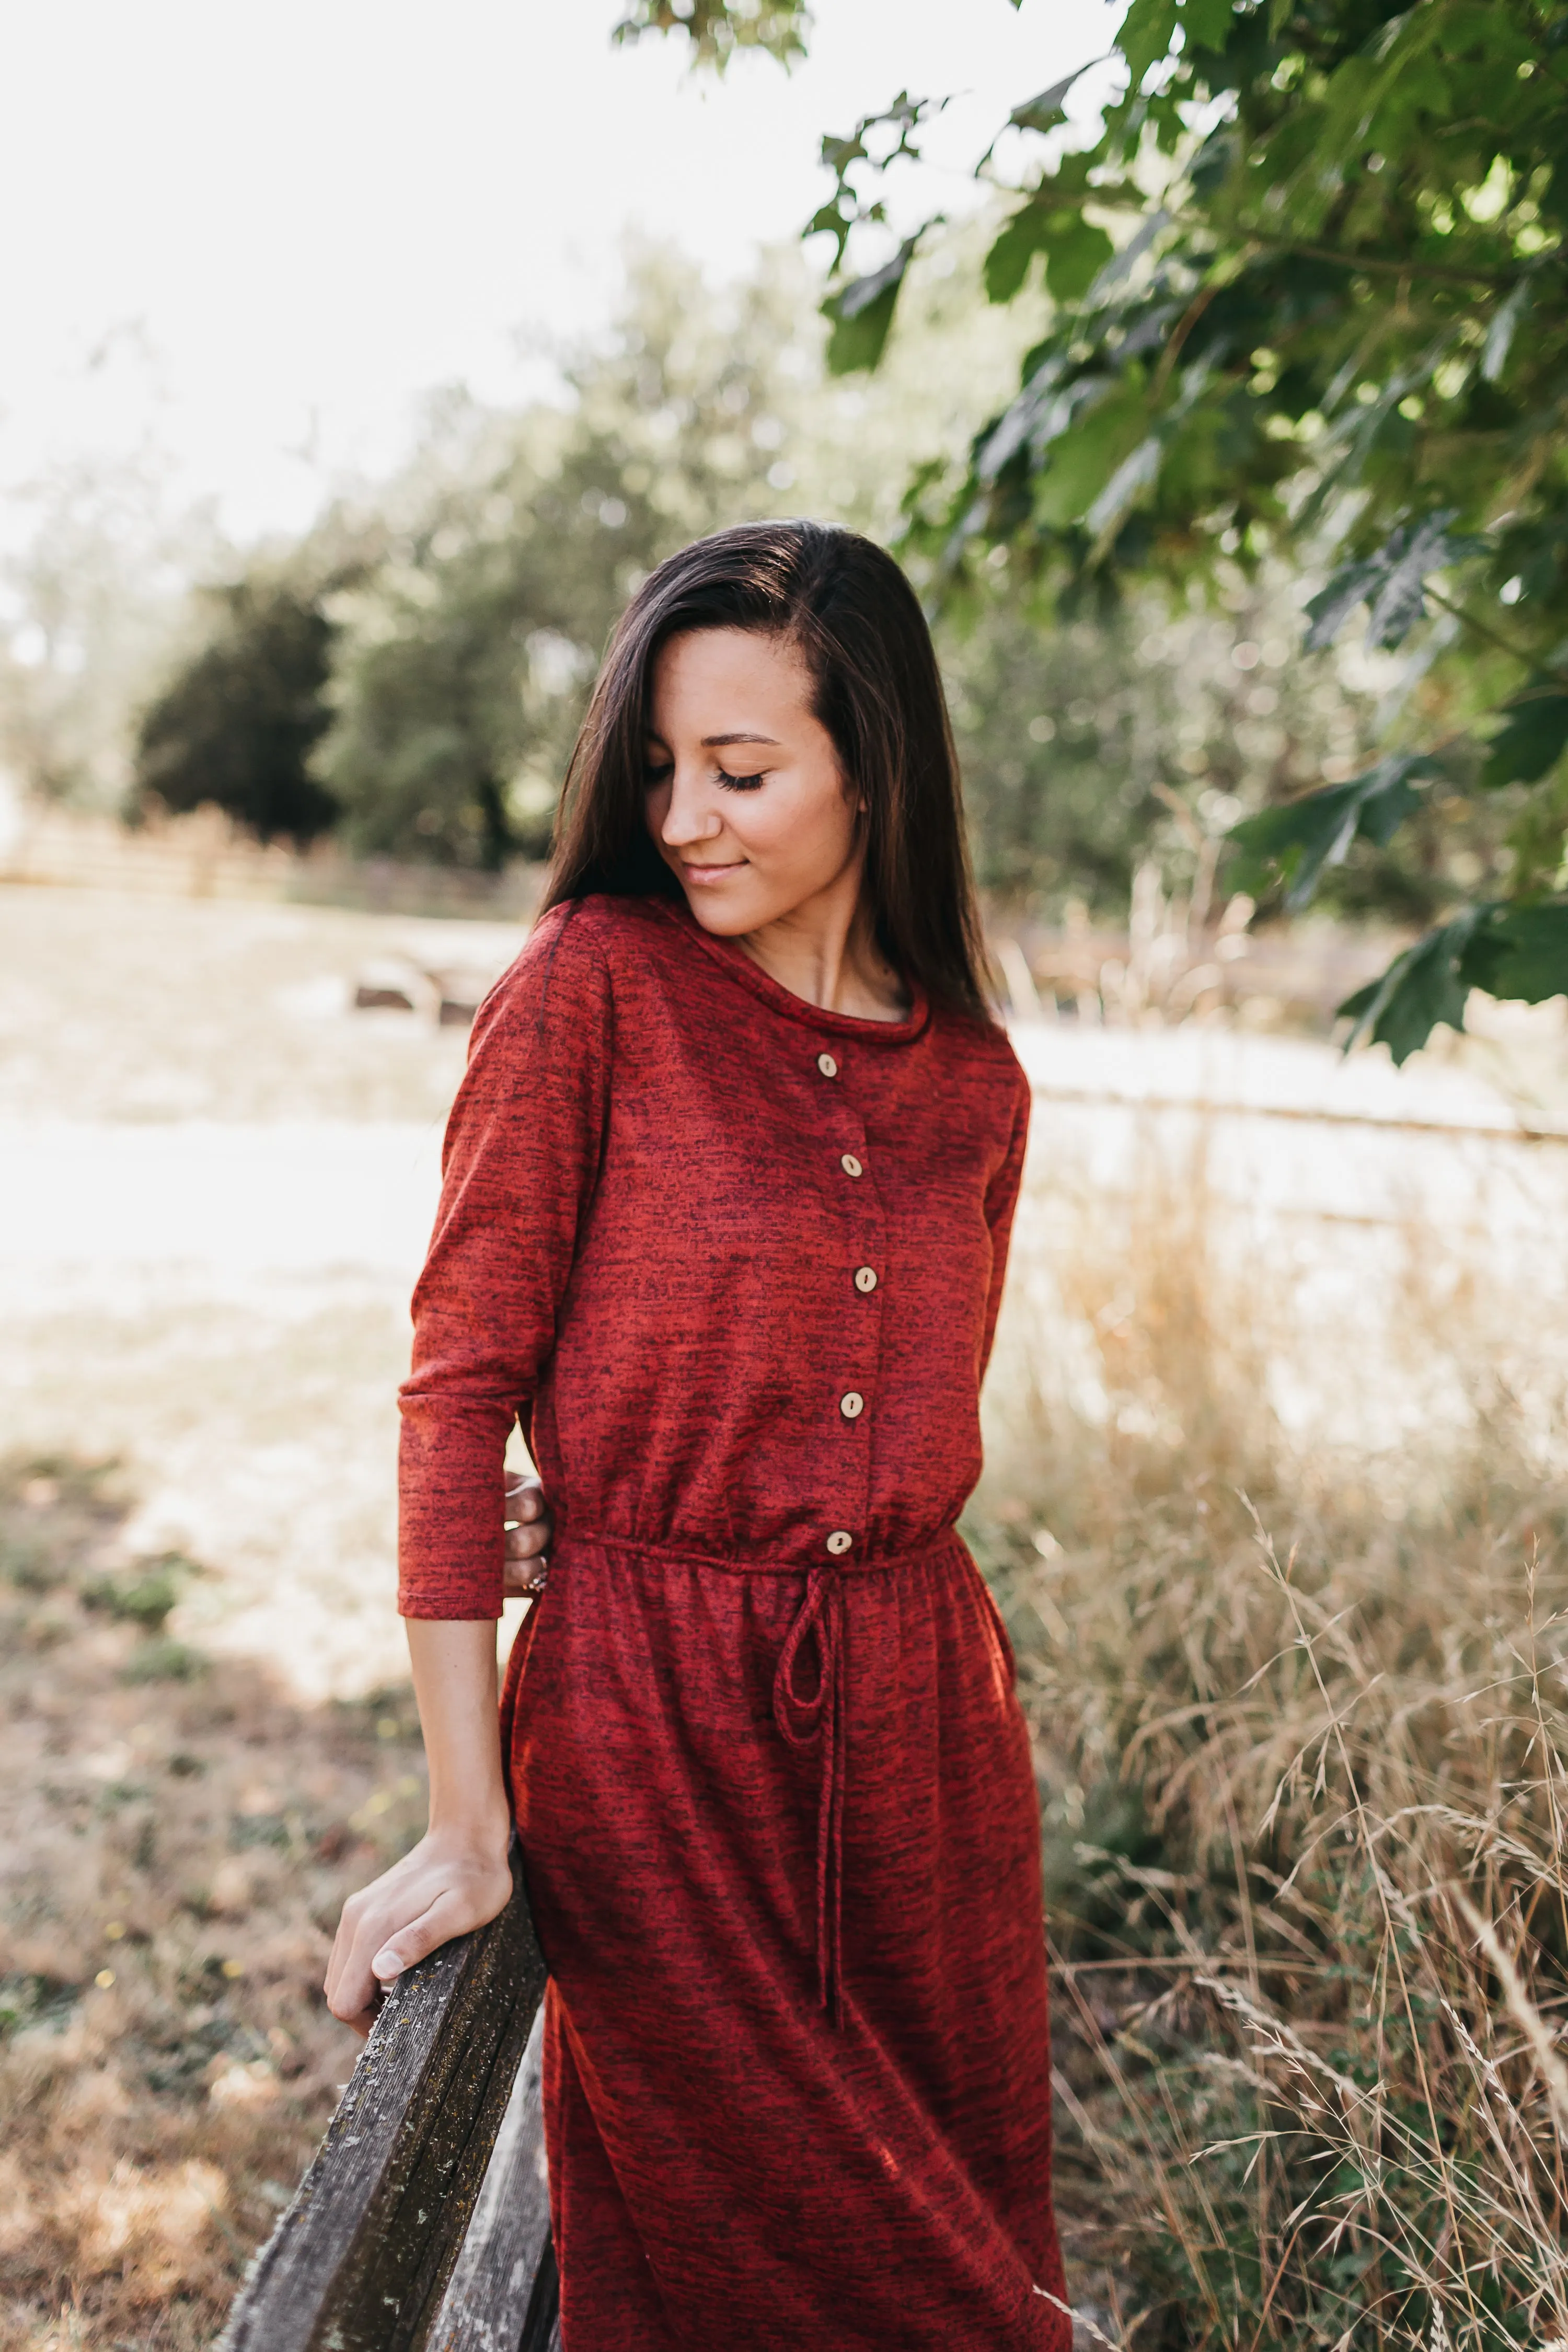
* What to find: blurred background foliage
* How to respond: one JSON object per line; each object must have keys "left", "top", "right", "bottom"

{"left": 8, "top": 0, "right": 1559, "bottom": 967}
{"left": 796, "top": 0, "right": 1568, "bottom": 1049}
{"left": 13, "top": 235, "right": 1439, "bottom": 930}
{"left": 132, "top": 578, "right": 341, "bottom": 848}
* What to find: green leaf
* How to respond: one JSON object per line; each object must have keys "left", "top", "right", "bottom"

{"left": 1482, "top": 278, "right": 1531, "bottom": 383}
{"left": 1462, "top": 901, "right": 1568, "bottom": 1003}
{"left": 807, "top": 199, "right": 854, "bottom": 271}
{"left": 1364, "top": 513, "right": 1469, "bottom": 648}
{"left": 1351, "top": 900, "right": 1568, "bottom": 1061}
{"left": 1179, "top": 0, "right": 1235, "bottom": 53}
{"left": 1338, "top": 910, "right": 1482, "bottom": 1064}
{"left": 1009, "top": 68, "right": 1093, "bottom": 135}
{"left": 1119, "top": 0, "right": 1181, "bottom": 93}
{"left": 1044, "top": 215, "right": 1116, "bottom": 304}
{"left": 1085, "top": 435, "right": 1163, "bottom": 545}
{"left": 1227, "top": 755, "right": 1437, "bottom": 909}
{"left": 824, "top": 236, "right": 919, "bottom": 374}
{"left": 1301, "top": 558, "right": 1387, "bottom": 652}
{"left": 984, "top": 210, "right": 1115, "bottom": 308}
{"left": 1303, "top": 513, "right": 1484, "bottom": 653}
{"left": 974, "top": 361, "right": 1114, "bottom": 487}
{"left": 985, "top": 202, "right": 1054, "bottom": 306}
{"left": 1479, "top": 688, "right": 1568, "bottom": 790}
{"left": 1031, "top": 385, "right": 1147, "bottom": 527}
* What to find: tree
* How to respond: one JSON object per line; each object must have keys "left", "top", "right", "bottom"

{"left": 316, "top": 250, "right": 851, "bottom": 867}
{"left": 130, "top": 579, "right": 340, "bottom": 845}
{"left": 1, "top": 451, "right": 223, "bottom": 812}
{"left": 612, "top": 0, "right": 810, "bottom": 72}
{"left": 625, "top": 0, "right": 1568, "bottom": 1059}
{"left": 136, "top": 236, "right": 1387, "bottom": 912}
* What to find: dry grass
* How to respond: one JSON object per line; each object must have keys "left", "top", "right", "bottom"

{"left": 969, "top": 1153, "right": 1568, "bottom": 2349}
{"left": 0, "top": 1454, "right": 426, "bottom": 2351}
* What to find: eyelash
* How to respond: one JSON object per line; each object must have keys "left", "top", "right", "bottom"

{"left": 643, "top": 763, "right": 767, "bottom": 793}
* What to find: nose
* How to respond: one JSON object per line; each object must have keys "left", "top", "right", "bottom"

{"left": 657, "top": 764, "right": 724, "bottom": 849}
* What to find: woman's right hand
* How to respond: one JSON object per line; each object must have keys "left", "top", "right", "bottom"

{"left": 503, "top": 1473, "right": 552, "bottom": 1596}
{"left": 325, "top": 1824, "right": 514, "bottom": 2035}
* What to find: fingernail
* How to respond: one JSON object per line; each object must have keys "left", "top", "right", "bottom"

{"left": 372, "top": 1949, "right": 402, "bottom": 1981}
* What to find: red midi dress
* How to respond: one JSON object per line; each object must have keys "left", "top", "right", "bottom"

{"left": 398, "top": 892, "right": 1070, "bottom": 2352}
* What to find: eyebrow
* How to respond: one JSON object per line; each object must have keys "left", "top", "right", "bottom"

{"left": 645, "top": 730, "right": 780, "bottom": 750}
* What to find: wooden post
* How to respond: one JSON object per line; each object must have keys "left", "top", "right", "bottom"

{"left": 219, "top": 1849, "right": 550, "bottom": 2352}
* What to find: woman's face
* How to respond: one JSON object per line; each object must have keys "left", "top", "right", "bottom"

{"left": 644, "top": 627, "right": 862, "bottom": 938}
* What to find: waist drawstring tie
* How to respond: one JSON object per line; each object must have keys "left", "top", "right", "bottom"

{"left": 547, "top": 1524, "right": 964, "bottom": 2034}
{"left": 771, "top": 1565, "right": 847, "bottom": 2027}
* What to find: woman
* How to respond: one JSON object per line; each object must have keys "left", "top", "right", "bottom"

{"left": 326, "top": 520, "right": 1071, "bottom": 2350}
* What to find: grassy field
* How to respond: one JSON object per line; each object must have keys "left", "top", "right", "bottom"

{"left": 0, "top": 1453, "right": 430, "bottom": 2350}
{"left": 3, "top": 884, "right": 1567, "bottom": 2348}
{"left": 972, "top": 1158, "right": 1568, "bottom": 2349}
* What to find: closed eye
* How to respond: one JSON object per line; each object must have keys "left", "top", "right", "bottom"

{"left": 717, "top": 766, "right": 768, "bottom": 792}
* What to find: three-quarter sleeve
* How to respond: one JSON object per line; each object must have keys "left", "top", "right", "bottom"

{"left": 977, "top": 1064, "right": 1031, "bottom": 1380}
{"left": 398, "top": 905, "right": 612, "bottom": 1618}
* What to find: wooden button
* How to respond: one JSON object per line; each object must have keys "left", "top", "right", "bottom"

{"left": 817, "top": 1053, "right": 838, "bottom": 1078}
{"left": 825, "top": 1530, "right": 853, "bottom": 1557}
{"left": 840, "top": 1391, "right": 865, "bottom": 1419}
{"left": 854, "top": 1266, "right": 878, "bottom": 1294}
{"left": 840, "top": 1153, "right": 862, "bottom": 1178}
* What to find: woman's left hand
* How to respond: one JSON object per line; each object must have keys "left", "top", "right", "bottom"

{"left": 504, "top": 1474, "right": 552, "bottom": 1595}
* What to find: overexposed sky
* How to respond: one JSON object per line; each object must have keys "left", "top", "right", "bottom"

{"left": 0, "top": 0, "right": 1118, "bottom": 542}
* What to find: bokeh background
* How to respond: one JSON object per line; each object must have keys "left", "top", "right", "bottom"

{"left": 4, "top": 4, "right": 1568, "bottom": 2348}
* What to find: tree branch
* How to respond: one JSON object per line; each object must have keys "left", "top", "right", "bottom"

{"left": 1243, "top": 236, "right": 1538, "bottom": 292}
{"left": 1423, "top": 584, "right": 1568, "bottom": 681}
{"left": 1151, "top": 278, "right": 1223, "bottom": 400}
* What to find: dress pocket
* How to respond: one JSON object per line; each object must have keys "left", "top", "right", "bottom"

{"left": 971, "top": 1562, "right": 1019, "bottom": 1689}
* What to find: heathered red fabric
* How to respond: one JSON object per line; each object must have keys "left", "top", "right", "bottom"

{"left": 398, "top": 892, "right": 1070, "bottom": 2352}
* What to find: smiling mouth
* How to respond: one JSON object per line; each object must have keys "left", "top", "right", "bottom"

{"left": 681, "top": 860, "right": 747, "bottom": 882}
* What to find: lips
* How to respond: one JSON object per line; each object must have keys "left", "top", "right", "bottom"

{"left": 681, "top": 861, "right": 746, "bottom": 883}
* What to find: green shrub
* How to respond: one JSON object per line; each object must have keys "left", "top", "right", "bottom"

{"left": 119, "top": 1638, "right": 207, "bottom": 1686}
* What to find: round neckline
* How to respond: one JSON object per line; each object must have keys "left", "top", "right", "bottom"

{"left": 648, "top": 895, "right": 930, "bottom": 1044}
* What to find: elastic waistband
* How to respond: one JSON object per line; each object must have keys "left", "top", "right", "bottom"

{"left": 552, "top": 1524, "right": 963, "bottom": 1581}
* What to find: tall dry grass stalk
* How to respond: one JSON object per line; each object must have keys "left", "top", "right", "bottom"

{"left": 975, "top": 1135, "right": 1568, "bottom": 2349}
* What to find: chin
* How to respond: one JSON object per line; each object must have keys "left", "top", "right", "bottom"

{"left": 679, "top": 891, "right": 760, "bottom": 938}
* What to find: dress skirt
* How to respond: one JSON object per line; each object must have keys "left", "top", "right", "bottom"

{"left": 501, "top": 1526, "right": 1069, "bottom": 2352}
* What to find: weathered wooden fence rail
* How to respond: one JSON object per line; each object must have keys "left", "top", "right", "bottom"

{"left": 219, "top": 1848, "right": 559, "bottom": 2352}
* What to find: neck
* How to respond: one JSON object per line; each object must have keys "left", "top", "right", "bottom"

{"left": 736, "top": 860, "right": 907, "bottom": 1022}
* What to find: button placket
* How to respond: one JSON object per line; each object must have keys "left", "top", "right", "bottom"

{"left": 818, "top": 1048, "right": 882, "bottom": 1556}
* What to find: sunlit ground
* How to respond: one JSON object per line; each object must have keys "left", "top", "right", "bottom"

{"left": 0, "top": 890, "right": 514, "bottom": 1701}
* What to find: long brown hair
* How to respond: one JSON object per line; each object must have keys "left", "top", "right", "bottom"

{"left": 541, "top": 519, "right": 994, "bottom": 1022}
